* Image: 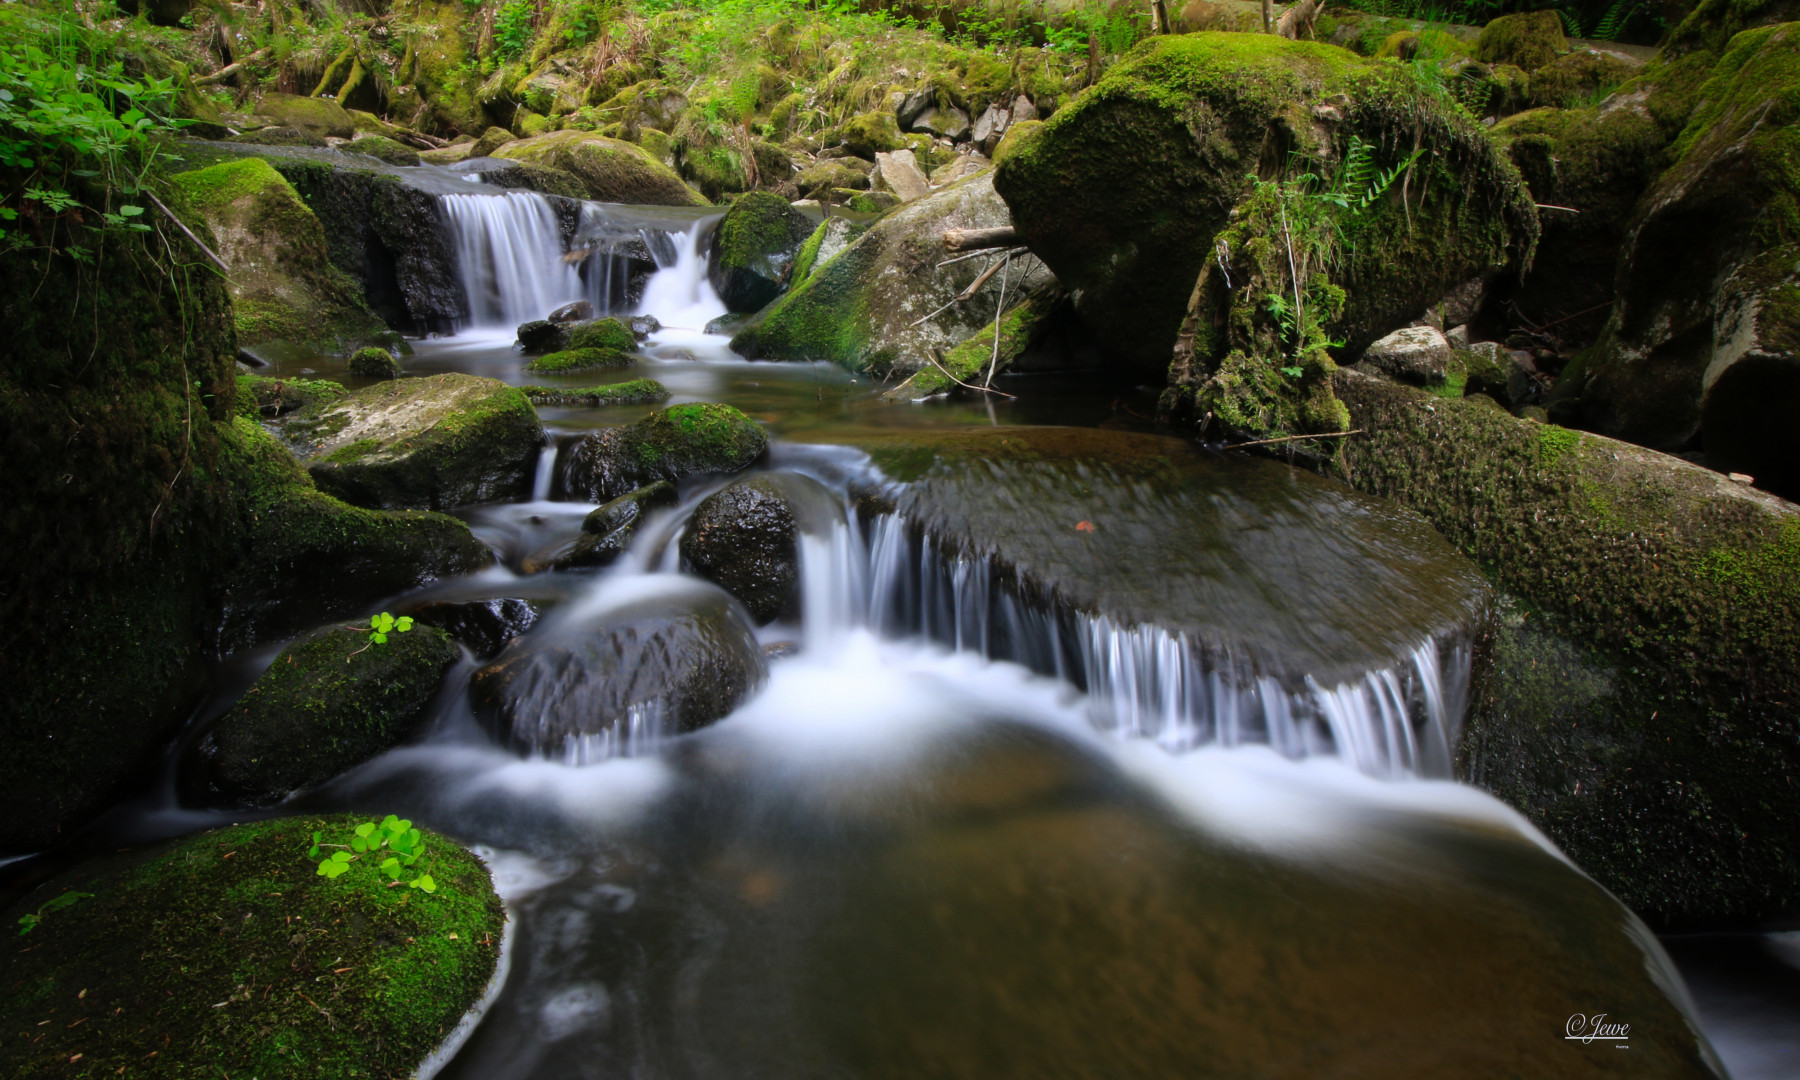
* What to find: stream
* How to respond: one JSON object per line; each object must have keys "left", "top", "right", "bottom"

{"left": 19, "top": 191, "right": 1798, "bottom": 1078}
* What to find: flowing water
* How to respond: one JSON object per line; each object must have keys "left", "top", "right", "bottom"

{"left": 21, "top": 191, "right": 1765, "bottom": 1077}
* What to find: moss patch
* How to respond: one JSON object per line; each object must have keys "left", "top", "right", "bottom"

{"left": 525, "top": 346, "right": 633, "bottom": 373}
{"left": 562, "top": 402, "right": 769, "bottom": 501}
{"left": 492, "top": 129, "right": 709, "bottom": 205}
{"left": 0, "top": 815, "right": 503, "bottom": 1079}
{"left": 1473, "top": 10, "right": 1567, "bottom": 72}
{"left": 568, "top": 316, "right": 638, "bottom": 352}
{"left": 520, "top": 378, "right": 670, "bottom": 407}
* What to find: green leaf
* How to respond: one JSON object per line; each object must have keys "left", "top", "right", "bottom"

{"left": 412, "top": 875, "right": 437, "bottom": 893}
{"left": 331, "top": 851, "right": 353, "bottom": 863}
{"left": 395, "top": 616, "right": 414, "bottom": 632}
{"left": 354, "top": 822, "right": 376, "bottom": 838}
{"left": 370, "top": 631, "right": 387, "bottom": 644}
{"left": 351, "top": 836, "right": 369, "bottom": 853}
{"left": 117, "top": 204, "right": 144, "bottom": 217}
{"left": 373, "top": 612, "right": 394, "bottom": 633}
{"left": 18, "top": 914, "right": 41, "bottom": 935}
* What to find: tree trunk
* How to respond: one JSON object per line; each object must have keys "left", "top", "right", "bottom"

{"left": 1275, "top": 0, "right": 1325, "bottom": 39}
{"left": 943, "top": 226, "right": 1021, "bottom": 252}
{"left": 1262, "top": 0, "right": 1272, "bottom": 32}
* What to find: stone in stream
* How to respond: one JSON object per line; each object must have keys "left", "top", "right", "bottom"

{"left": 190, "top": 624, "right": 461, "bottom": 806}
{"left": 346, "top": 133, "right": 421, "bottom": 167}
{"left": 277, "top": 372, "right": 544, "bottom": 511}
{"left": 561, "top": 402, "right": 768, "bottom": 502}
{"left": 516, "top": 318, "right": 572, "bottom": 354}
{"left": 548, "top": 299, "right": 595, "bottom": 323}
{"left": 252, "top": 91, "right": 355, "bottom": 138}
{"left": 551, "top": 481, "right": 679, "bottom": 571}
{"left": 347, "top": 345, "right": 401, "bottom": 379}
{"left": 567, "top": 316, "right": 637, "bottom": 351}
{"left": 470, "top": 579, "right": 767, "bottom": 753}
{"left": 680, "top": 473, "right": 835, "bottom": 624}
{"left": 0, "top": 815, "right": 503, "bottom": 1077}
{"left": 1357, "top": 326, "right": 1451, "bottom": 386}
{"left": 491, "top": 129, "right": 711, "bottom": 205}
{"left": 413, "top": 596, "right": 547, "bottom": 658}
{"left": 707, "top": 191, "right": 817, "bottom": 314}
{"left": 524, "top": 346, "right": 633, "bottom": 374}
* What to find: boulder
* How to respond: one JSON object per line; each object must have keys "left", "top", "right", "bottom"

{"left": 347, "top": 134, "right": 422, "bottom": 167}
{"left": 519, "top": 378, "right": 671, "bottom": 408}
{"left": 679, "top": 474, "right": 816, "bottom": 623}
{"left": 170, "top": 158, "right": 397, "bottom": 355}
{"left": 1358, "top": 326, "right": 1452, "bottom": 386}
{"left": 1578, "top": 24, "right": 1800, "bottom": 499}
{"left": 971, "top": 104, "right": 1011, "bottom": 155}
{"left": 569, "top": 316, "right": 637, "bottom": 351}
{"left": 471, "top": 125, "right": 516, "bottom": 157}
{"left": 549, "top": 299, "right": 595, "bottom": 323}
{"left": 731, "top": 173, "right": 1055, "bottom": 377}
{"left": 708, "top": 191, "right": 817, "bottom": 313}
{"left": 872, "top": 149, "right": 931, "bottom": 202}
{"left": 492, "top": 130, "right": 710, "bottom": 205}
{"left": 516, "top": 319, "right": 570, "bottom": 354}
{"left": 470, "top": 579, "right": 767, "bottom": 753}
{"left": 1473, "top": 10, "right": 1567, "bottom": 71}
{"left": 788, "top": 217, "right": 862, "bottom": 289}
{"left": 841, "top": 110, "right": 903, "bottom": 158}
{"left": 253, "top": 91, "right": 354, "bottom": 138}
{"left": 0, "top": 815, "right": 503, "bottom": 1078}
{"left": 994, "top": 32, "right": 1536, "bottom": 379}
{"left": 524, "top": 347, "right": 632, "bottom": 373}
{"left": 1527, "top": 48, "right": 1638, "bottom": 110}
{"left": 552, "top": 481, "right": 679, "bottom": 570}
{"left": 414, "top": 597, "right": 545, "bottom": 658}
{"left": 347, "top": 345, "right": 401, "bottom": 379}
{"left": 561, "top": 402, "right": 768, "bottom": 502}
{"left": 930, "top": 151, "right": 992, "bottom": 186}
{"left": 913, "top": 105, "right": 971, "bottom": 141}
{"left": 1011, "top": 94, "right": 1039, "bottom": 124}
{"left": 1330, "top": 367, "right": 1800, "bottom": 923}
{"left": 190, "top": 625, "right": 460, "bottom": 806}
{"left": 278, "top": 373, "right": 544, "bottom": 511}
{"left": 796, "top": 159, "right": 871, "bottom": 196}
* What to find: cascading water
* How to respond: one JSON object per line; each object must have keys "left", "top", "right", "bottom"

{"left": 442, "top": 191, "right": 585, "bottom": 328}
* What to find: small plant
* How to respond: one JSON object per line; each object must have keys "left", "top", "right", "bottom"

{"left": 346, "top": 611, "right": 413, "bottom": 659}
{"left": 493, "top": 0, "right": 537, "bottom": 61}
{"left": 309, "top": 815, "right": 438, "bottom": 893}
{"left": 16, "top": 891, "right": 92, "bottom": 935}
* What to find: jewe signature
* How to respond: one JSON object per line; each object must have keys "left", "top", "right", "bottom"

{"left": 1566, "top": 1014, "right": 1630, "bottom": 1045}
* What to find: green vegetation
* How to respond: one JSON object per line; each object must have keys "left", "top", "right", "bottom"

{"left": 569, "top": 316, "right": 638, "bottom": 350}
{"left": 521, "top": 377, "right": 671, "bottom": 405}
{"left": 527, "top": 344, "right": 633, "bottom": 371}
{"left": 312, "top": 815, "right": 439, "bottom": 893}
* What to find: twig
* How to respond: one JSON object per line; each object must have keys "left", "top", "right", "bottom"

{"left": 1534, "top": 204, "right": 1580, "bottom": 213}
{"left": 146, "top": 193, "right": 231, "bottom": 277}
{"left": 195, "top": 48, "right": 269, "bottom": 86}
{"left": 936, "top": 244, "right": 1027, "bottom": 270}
{"left": 1223, "top": 428, "right": 1365, "bottom": 450}
{"left": 907, "top": 252, "right": 1014, "bottom": 327}
{"left": 984, "top": 253, "right": 1013, "bottom": 388}
{"left": 1278, "top": 200, "right": 1303, "bottom": 356}
{"left": 924, "top": 349, "right": 1016, "bottom": 399}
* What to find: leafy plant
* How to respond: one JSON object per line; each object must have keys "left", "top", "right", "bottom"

{"left": 494, "top": 0, "right": 538, "bottom": 61}
{"left": 345, "top": 610, "right": 414, "bottom": 658}
{"left": 16, "top": 890, "right": 92, "bottom": 935}
{"left": 309, "top": 815, "right": 438, "bottom": 893}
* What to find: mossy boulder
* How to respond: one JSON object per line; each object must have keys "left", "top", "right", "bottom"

{"left": 708, "top": 191, "right": 816, "bottom": 313}
{"left": 1527, "top": 48, "right": 1636, "bottom": 109}
{"left": 525, "top": 346, "right": 633, "bottom": 373}
{"left": 253, "top": 91, "right": 355, "bottom": 138}
{"left": 471, "top": 125, "right": 516, "bottom": 157}
{"left": 348, "top": 133, "right": 423, "bottom": 167}
{"left": 1473, "top": 10, "right": 1568, "bottom": 72}
{"left": 795, "top": 159, "right": 871, "bottom": 196}
{"left": 732, "top": 173, "right": 1054, "bottom": 376}
{"left": 680, "top": 475, "right": 805, "bottom": 623}
{"left": 552, "top": 481, "right": 679, "bottom": 570}
{"left": 840, "top": 109, "right": 903, "bottom": 158}
{"left": 0, "top": 815, "right": 503, "bottom": 1078}
{"left": 278, "top": 373, "right": 545, "bottom": 511}
{"left": 1580, "top": 23, "right": 1800, "bottom": 500}
{"left": 492, "top": 129, "right": 710, "bottom": 205}
{"left": 238, "top": 373, "right": 348, "bottom": 418}
{"left": 347, "top": 345, "right": 401, "bottom": 379}
{"left": 191, "top": 625, "right": 461, "bottom": 806}
{"left": 1330, "top": 368, "right": 1800, "bottom": 924}
{"left": 561, "top": 402, "right": 768, "bottom": 502}
{"left": 568, "top": 315, "right": 638, "bottom": 351}
{"left": 992, "top": 32, "right": 1536, "bottom": 378}
{"left": 170, "top": 158, "right": 397, "bottom": 355}
{"left": 520, "top": 378, "right": 671, "bottom": 407}
{"left": 229, "top": 125, "right": 327, "bottom": 148}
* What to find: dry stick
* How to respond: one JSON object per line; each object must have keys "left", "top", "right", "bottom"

{"left": 1224, "top": 428, "right": 1365, "bottom": 450}
{"left": 925, "top": 350, "right": 1016, "bottom": 399}
{"left": 907, "top": 252, "right": 1012, "bottom": 328}
{"left": 1278, "top": 200, "right": 1303, "bottom": 353}
{"left": 146, "top": 193, "right": 232, "bottom": 278}
{"left": 984, "top": 253, "right": 1013, "bottom": 388}
{"left": 195, "top": 48, "right": 270, "bottom": 86}
{"left": 936, "top": 244, "right": 1026, "bottom": 270}
{"left": 1535, "top": 204, "right": 1580, "bottom": 213}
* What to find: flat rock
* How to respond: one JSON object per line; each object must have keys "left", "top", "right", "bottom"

{"left": 1359, "top": 326, "right": 1452, "bottom": 385}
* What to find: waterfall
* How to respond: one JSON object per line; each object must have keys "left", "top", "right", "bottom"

{"left": 441, "top": 191, "right": 584, "bottom": 328}
{"left": 635, "top": 219, "right": 726, "bottom": 331}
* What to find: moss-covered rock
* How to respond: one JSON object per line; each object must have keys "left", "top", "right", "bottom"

{"left": 561, "top": 402, "right": 768, "bottom": 501}
{"left": 840, "top": 109, "right": 903, "bottom": 157}
{"left": 1527, "top": 48, "right": 1636, "bottom": 109}
{"left": 472, "top": 125, "right": 517, "bottom": 157}
{"left": 708, "top": 190, "right": 816, "bottom": 313}
{"left": 733, "top": 173, "right": 1054, "bottom": 376}
{"left": 1580, "top": 23, "right": 1800, "bottom": 499}
{"left": 887, "top": 288, "right": 1061, "bottom": 397}
{"left": 347, "top": 345, "right": 402, "bottom": 379}
{"left": 1473, "top": 10, "right": 1568, "bottom": 72}
{"left": 170, "top": 158, "right": 397, "bottom": 355}
{"left": 278, "top": 373, "right": 544, "bottom": 511}
{"left": 238, "top": 373, "right": 349, "bottom": 418}
{"left": 525, "top": 346, "right": 633, "bottom": 373}
{"left": 192, "top": 625, "right": 460, "bottom": 805}
{"left": 568, "top": 315, "right": 638, "bottom": 351}
{"left": 552, "top": 481, "right": 679, "bottom": 570}
{"left": 492, "top": 129, "right": 710, "bottom": 205}
{"left": 795, "top": 159, "right": 871, "bottom": 196}
{"left": 0, "top": 815, "right": 503, "bottom": 1078}
{"left": 347, "top": 133, "right": 423, "bottom": 167}
{"left": 993, "top": 32, "right": 1536, "bottom": 378}
{"left": 520, "top": 378, "right": 671, "bottom": 407}
{"left": 1330, "top": 368, "right": 1800, "bottom": 924}
{"left": 253, "top": 91, "right": 355, "bottom": 138}
{"left": 229, "top": 125, "right": 327, "bottom": 148}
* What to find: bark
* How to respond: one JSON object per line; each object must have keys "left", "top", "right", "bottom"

{"left": 1275, "top": 0, "right": 1325, "bottom": 38}
{"left": 943, "top": 226, "right": 1021, "bottom": 252}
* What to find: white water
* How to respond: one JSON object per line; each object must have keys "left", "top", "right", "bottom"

{"left": 442, "top": 191, "right": 585, "bottom": 328}
{"left": 634, "top": 220, "right": 726, "bottom": 333}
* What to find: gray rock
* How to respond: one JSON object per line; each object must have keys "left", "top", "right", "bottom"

{"left": 1360, "top": 326, "right": 1452, "bottom": 385}
{"left": 1445, "top": 324, "right": 1471, "bottom": 349}
{"left": 972, "top": 105, "right": 1011, "bottom": 155}
{"left": 897, "top": 89, "right": 934, "bottom": 129}
{"left": 1011, "top": 94, "right": 1039, "bottom": 124}
{"left": 930, "top": 151, "right": 991, "bottom": 187}
{"left": 873, "top": 149, "right": 931, "bottom": 202}
{"left": 913, "top": 105, "right": 971, "bottom": 142}
{"left": 679, "top": 474, "right": 826, "bottom": 623}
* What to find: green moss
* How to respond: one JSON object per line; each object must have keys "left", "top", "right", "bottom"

{"left": 839, "top": 109, "right": 901, "bottom": 157}
{"left": 732, "top": 235, "right": 878, "bottom": 365}
{"left": 789, "top": 218, "right": 830, "bottom": 285}
{"left": 910, "top": 294, "right": 1051, "bottom": 394}
{"left": 569, "top": 316, "right": 638, "bottom": 352}
{"left": 563, "top": 402, "right": 768, "bottom": 500}
{"left": 0, "top": 815, "right": 502, "bottom": 1078}
{"left": 525, "top": 346, "right": 633, "bottom": 372}
{"left": 238, "top": 374, "right": 349, "bottom": 420}
{"left": 170, "top": 156, "right": 287, "bottom": 211}
{"left": 493, "top": 129, "right": 709, "bottom": 205}
{"left": 1527, "top": 49, "right": 1634, "bottom": 110}
{"left": 1474, "top": 10, "right": 1567, "bottom": 72}
{"left": 348, "top": 134, "right": 423, "bottom": 166}
{"left": 348, "top": 346, "right": 401, "bottom": 379}
{"left": 519, "top": 378, "right": 671, "bottom": 407}
{"left": 1537, "top": 423, "right": 1581, "bottom": 466}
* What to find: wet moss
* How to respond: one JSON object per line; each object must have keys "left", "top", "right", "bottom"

{"left": 904, "top": 293, "right": 1054, "bottom": 395}
{"left": 238, "top": 374, "right": 349, "bottom": 420}
{"left": 348, "top": 134, "right": 423, "bottom": 167}
{"left": 348, "top": 346, "right": 402, "bottom": 379}
{"left": 562, "top": 402, "right": 769, "bottom": 501}
{"left": 0, "top": 815, "right": 503, "bottom": 1079}
{"left": 519, "top": 378, "right": 670, "bottom": 407}
{"left": 568, "top": 316, "right": 637, "bottom": 352}
{"left": 525, "top": 346, "right": 633, "bottom": 373}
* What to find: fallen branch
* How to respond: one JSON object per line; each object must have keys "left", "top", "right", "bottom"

{"left": 943, "top": 226, "right": 1020, "bottom": 252}
{"left": 1534, "top": 204, "right": 1581, "bottom": 213}
{"left": 924, "top": 348, "right": 1017, "bottom": 399}
{"left": 936, "top": 244, "right": 1026, "bottom": 270}
{"left": 1223, "top": 428, "right": 1365, "bottom": 450}
{"left": 145, "top": 192, "right": 232, "bottom": 278}
{"left": 1274, "top": 0, "right": 1324, "bottom": 38}
{"left": 195, "top": 48, "right": 269, "bottom": 86}
{"left": 907, "top": 250, "right": 1023, "bottom": 327}
{"left": 985, "top": 253, "right": 1013, "bottom": 387}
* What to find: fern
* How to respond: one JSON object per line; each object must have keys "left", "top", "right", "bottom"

{"left": 1554, "top": 8, "right": 1584, "bottom": 38}
{"left": 1592, "top": 0, "right": 1637, "bottom": 41}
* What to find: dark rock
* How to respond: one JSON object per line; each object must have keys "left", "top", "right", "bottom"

{"left": 347, "top": 346, "right": 401, "bottom": 379}
{"left": 622, "top": 314, "right": 660, "bottom": 338}
{"left": 708, "top": 191, "right": 816, "bottom": 313}
{"left": 229, "top": 126, "right": 326, "bottom": 148}
{"left": 192, "top": 625, "right": 459, "bottom": 806}
{"left": 552, "top": 482, "right": 679, "bottom": 570}
{"left": 470, "top": 580, "right": 767, "bottom": 752}
{"left": 548, "top": 299, "right": 596, "bottom": 323}
{"left": 414, "top": 597, "right": 544, "bottom": 658}
{"left": 562, "top": 403, "right": 767, "bottom": 502}
{"left": 516, "top": 319, "right": 571, "bottom": 354}
{"left": 680, "top": 475, "right": 815, "bottom": 623}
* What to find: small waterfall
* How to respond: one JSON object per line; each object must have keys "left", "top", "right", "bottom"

{"left": 441, "top": 191, "right": 584, "bottom": 328}
{"left": 530, "top": 445, "right": 558, "bottom": 502}
{"left": 636, "top": 220, "right": 726, "bottom": 331}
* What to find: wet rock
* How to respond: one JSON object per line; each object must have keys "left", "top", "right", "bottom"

{"left": 524, "top": 347, "right": 632, "bottom": 374}
{"left": 1359, "top": 327, "right": 1451, "bottom": 386}
{"left": 571, "top": 318, "right": 636, "bottom": 353}
{"left": 872, "top": 149, "right": 931, "bottom": 202}
{"left": 548, "top": 299, "right": 595, "bottom": 323}
{"left": 471, "top": 126, "right": 516, "bottom": 158}
{"left": 253, "top": 91, "right": 354, "bottom": 139}
{"left": 238, "top": 373, "right": 347, "bottom": 418}
{"left": 708, "top": 192, "right": 816, "bottom": 313}
{"left": 192, "top": 625, "right": 459, "bottom": 806}
{"left": 347, "top": 134, "right": 421, "bottom": 167}
{"left": 562, "top": 403, "right": 767, "bottom": 502}
{"left": 516, "top": 319, "right": 571, "bottom": 354}
{"left": 622, "top": 314, "right": 661, "bottom": 338}
{"left": 470, "top": 580, "right": 767, "bottom": 752}
{"left": 280, "top": 373, "right": 544, "bottom": 511}
{"left": 552, "top": 482, "right": 679, "bottom": 570}
{"left": 230, "top": 125, "right": 326, "bottom": 148}
{"left": 913, "top": 105, "right": 971, "bottom": 142}
{"left": 414, "top": 597, "right": 545, "bottom": 658}
{"left": 348, "top": 346, "right": 401, "bottom": 379}
{"left": 492, "top": 130, "right": 710, "bottom": 205}
{"left": 680, "top": 474, "right": 821, "bottom": 623}
{"left": 732, "top": 173, "right": 1054, "bottom": 377}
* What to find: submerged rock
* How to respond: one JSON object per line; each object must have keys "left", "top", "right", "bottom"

{"left": 0, "top": 815, "right": 502, "bottom": 1077}
{"left": 680, "top": 474, "right": 831, "bottom": 623}
{"left": 414, "top": 597, "right": 545, "bottom": 658}
{"left": 192, "top": 624, "right": 460, "bottom": 805}
{"left": 562, "top": 403, "right": 767, "bottom": 502}
{"left": 553, "top": 481, "right": 679, "bottom": 570}
{"left": 708, "top": 191, "right": 816, "bottom": 313}
{"left": 470, "top": 580, "right": 767, "bottom": 753}
{"left": 492, "top": 129, "right": 710, "bottom": 205}
{"left": 280, "top": 373, "right": 544, "bottom": 511}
